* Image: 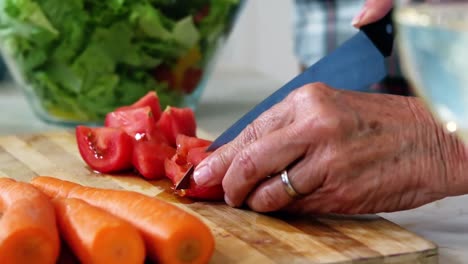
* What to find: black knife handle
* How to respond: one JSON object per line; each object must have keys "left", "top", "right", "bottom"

{"left": 360, "top": 9, "right": 394, "bottom": 57}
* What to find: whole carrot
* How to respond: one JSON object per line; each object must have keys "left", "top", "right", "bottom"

{"left": 0, "top": 178, "right": 60, "bottom": 264}
{"left": 53, "top": 198, "right": 145, "bottom": 264}
{"left": 31, "top": 176, "right": 214, "bottom": 264}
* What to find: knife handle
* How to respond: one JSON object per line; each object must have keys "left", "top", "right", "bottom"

{"left": 360, "top": 9, "right": 394, "bottom": 57}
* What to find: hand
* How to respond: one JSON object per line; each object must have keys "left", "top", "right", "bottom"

{"left": 193, "top": 83, "right": 468, "bottom": 214}
{"left": 352, "top": 0, "right": 393, "bottom": 27}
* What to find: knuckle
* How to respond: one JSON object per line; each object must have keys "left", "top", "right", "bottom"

{"left": 233, "top": 149, "right": 258, "bottom": 182}
{"left": 241, "top": 121, "right": 261, "bottom": 146}
{"left": 291, "top": 82, "right": 331, "bottom": 102}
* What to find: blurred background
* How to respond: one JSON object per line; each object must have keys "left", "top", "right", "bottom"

{"left": 218, "top": 0, "right": 299, "bottom": 83}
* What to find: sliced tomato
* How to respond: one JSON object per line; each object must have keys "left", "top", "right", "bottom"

{"left": 165, "top": 151, "right": 223, "bottom": 201}
{"left": 76, "top": 126, "right": 133, "bottom": 173}
{"left": 153, "top": 64, "right": 176, "bottom": 91}
{"left": 181, "top": 68, "right": 202, "bottom": 94}
{"left": 104, "top": 106, "right": 156, "bottom": 140}
{"left": 115, "top": 91, "right": 162, "bottom": 121}
{"left": 194, "top": 5, "right": 210, "bottom": 24}
{"left": 176, "top": 134, "right": 211, "bottom": 157}
{"left": 180, "top": 178, "right": 224, "bottom": 201}
{"left": 157, "top": 107, "right": 196, "bottom": 147}
{"left": 187, "top": 146, "right": 211, "bottom": 166}
{"left": 164, "top": 155, "right": 191, "bottom": 184}
{"left": 133, "top": 140, "right": 176, "bottom": 180}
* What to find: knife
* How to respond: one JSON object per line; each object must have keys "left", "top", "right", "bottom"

{"left": 175, "top": 9, "right": 395, "bottom": 190}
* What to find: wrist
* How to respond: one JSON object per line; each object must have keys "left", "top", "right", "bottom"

{"left": 408, "top": 97, "right": 468, "bottom": 197}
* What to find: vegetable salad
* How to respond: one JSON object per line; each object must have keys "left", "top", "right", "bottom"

{"left": 0, "top": 0, "right": 241, "bottom": 122}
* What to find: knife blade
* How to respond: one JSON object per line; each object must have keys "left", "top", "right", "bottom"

{"left": 175, "top": 9, "right": 395, "bottom": 190}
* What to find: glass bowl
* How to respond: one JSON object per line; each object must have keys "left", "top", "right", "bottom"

{"left": 0, "top": 0, "right": 244, "bottom": 126}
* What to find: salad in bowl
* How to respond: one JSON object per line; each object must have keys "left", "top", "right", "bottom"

{"left": 0, "top": 0, "right": 243, "bottom": 125}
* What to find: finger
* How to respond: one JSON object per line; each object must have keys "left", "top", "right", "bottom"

{"left": 222, "top": 125, "right": 308, "bottom": 207}
{"left": 352, "top": 0, "right": 393, "bottom": 28}
{"left": 246, "top": 157, "right": 324, "bottom": 212}
{"left": 193, "top": 99, "right": 295, "bottom": 187}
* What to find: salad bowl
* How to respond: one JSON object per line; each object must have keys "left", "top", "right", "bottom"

{"left": 0, "top": 0, "right": 243, "bottom": 125}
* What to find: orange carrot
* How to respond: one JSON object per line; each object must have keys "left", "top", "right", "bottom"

{"left": 31, "top": 176, "right": 214, "bottom": 264}
{"left": 53, "top": 197, "right": 145, "bottom": 264}
{"left": 0, "top": 178, "right": 60, "bottom": 264}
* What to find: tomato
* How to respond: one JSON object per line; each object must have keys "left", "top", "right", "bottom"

{"left": 133, "top": 140, "right": 176, "bottom": 180}
{"left": 164, "top": 155, "right": 191, "bottom": 184}
{"left": 181, "top": 68, "right": 202, "bottom": 94}
{"left": 115, "top": 91, "right": 162, "bottom": 121}
{"left": 165, "top": 136, "right": 222, "bottom": 201}
{"left": 105, "top": 106, "right": 156, "bottom": 140}
{"left": 164, "top": 154, "right": 224, "bottom": 201}
{"left": 76, "top": 126, "right": 133, "bottom": 173}
{"left": 194, "top": 5, "right": 210, "bottom": 24}
{"left": 176, "top": 134, "right": 211, "bottom": 157}
{"left": 153, "top": 65, "right": 176, "bottom": 91}
{"left": 157, "top": 107, "right": 196, "bottom": 147}
{"left": 187, "top": 146, "right": 211, "bottom": 167}
{"left": 182, "top": 178, "right": 224, "bottom": 201}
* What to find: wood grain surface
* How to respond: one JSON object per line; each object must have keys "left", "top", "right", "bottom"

{"left": 0, "top": 131, "right": 438, "bottom": 264}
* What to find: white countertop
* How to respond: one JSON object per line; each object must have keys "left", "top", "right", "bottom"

{"left": 1, "top": 69, "right": 467, "bottom": 263}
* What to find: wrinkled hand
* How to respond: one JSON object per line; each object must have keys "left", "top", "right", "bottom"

{"left": 193, "top": 83, "right": 468, "bottom": 214}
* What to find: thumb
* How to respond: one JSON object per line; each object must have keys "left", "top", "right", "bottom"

{"left": 352, "top": 0, "right": 393, "bottom": 28}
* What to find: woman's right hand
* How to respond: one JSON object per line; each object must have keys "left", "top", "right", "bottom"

{"left": 352, "top": 0, "right": 393, "bottom": 28}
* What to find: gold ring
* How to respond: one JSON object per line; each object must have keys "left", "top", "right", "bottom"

{"left": 280, "top": 170, "right": 302, "bottom": 199}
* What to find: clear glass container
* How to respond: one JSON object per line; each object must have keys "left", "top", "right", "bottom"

{"left": 395, "top": 0, "right": 468, "bottom": 141}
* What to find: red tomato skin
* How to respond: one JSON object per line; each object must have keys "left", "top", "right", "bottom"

{"left": 157, "top": 107, "right": 196, "bottom": 147}
{"left": 115, "top": 91, "right": 162, "bottom": 121}
{"left": 164, "top": 151, "right": 224, "bottom": 201}
{"left": 176, "top": 134, "right": 211, "bottom": 157}
{"left": 194, "top": 5, "right": 210, "bottom": 24}
{"left": 104, "top": 106, "right": 156, "bottom": 140}
{"left": 153, "top": 65, "right": 176, "bottom": 92}
{"left": 181, "top": 68, "right": 203, "bottom": 94}
{"left": 164, "top": 156, "right": 190, "bottom": 184}
{"left": 133, "top": 141, "right": 176, "bottom": 180}
{"left": 76, "top": 126, "right": 133, "bottom": 173}
{"left": 183, "top": 179, "right": 224, "bottom": 201}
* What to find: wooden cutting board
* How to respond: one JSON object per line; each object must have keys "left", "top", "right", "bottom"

{"left": 0, "top": 131, "right": 437, "bottom": 264}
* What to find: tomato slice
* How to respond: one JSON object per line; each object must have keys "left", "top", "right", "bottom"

{"left": 115, "top": 91, "right": 162, "bottom": 121}
{"left": 164, "top": 155, "right": 191, "bottom": 184}
{"left": 194, "top": 5, "right": 210, "bottom": 24}
{"left": 176, "top": 134, "right": 211, "bottom": 157}
{"left": 181, "top": 68, "right": 202, "bottom": 94}
{"left": 182, "top": 178, "right": 224, "bottom": 201}
{"left": 186, "top": 146, "right": 211, "bottom": 167}
{"left": 76, "top": 126, "right": 133, "bottom": 173}
{"left": 133, "top": 140, "right": 176, "bottom": 180}
{"left": 157, "top": 107, "right": 196, "bottom": 146}
{"left": 105, "top": 106, "right": 156, "bottom": 140}
{"left": 164, "top": 154, "right": 224, "bottom": 201}
{"left": 153, "top": 64, "right": 176, "bottom": 91}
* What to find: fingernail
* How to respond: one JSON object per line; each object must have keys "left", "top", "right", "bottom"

{"left": 224, "top": 194, "right": 235, "bottom": 207}
{"left": 193, "top": 165, "right": 213, "bottom": 186}
{"left": 351, "top": 8, "right": 367, "bottom": 27}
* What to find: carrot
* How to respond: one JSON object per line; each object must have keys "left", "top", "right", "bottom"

{"left": 0, "top": 178, "right": 60, "bottom": 264}
{"left": 53, "top": 197, "right": 145, "bottom": 264}
{"left": 31, "top": 176, "right": 214, "bottom": 264}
